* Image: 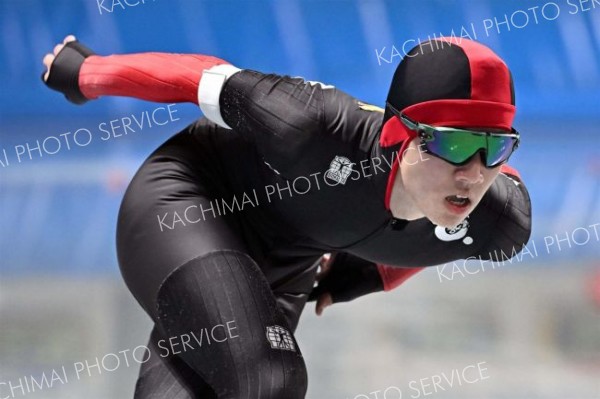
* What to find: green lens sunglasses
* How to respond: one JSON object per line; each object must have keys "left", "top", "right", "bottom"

{"left": 387, "top": 103, "right": 520, "bottom": 168}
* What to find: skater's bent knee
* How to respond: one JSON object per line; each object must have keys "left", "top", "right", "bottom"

{"left": 154, "top": 250, "right": 308, "bottom": 398}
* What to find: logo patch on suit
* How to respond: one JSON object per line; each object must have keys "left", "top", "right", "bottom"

{"left": 325, "top": 156, "right": 354, "bottom": 185}
{"left": 266, "top": 325, "right": 296, "bottom": 352}
{"left": 434, "top": 216, "right": 473, "bottom": 245}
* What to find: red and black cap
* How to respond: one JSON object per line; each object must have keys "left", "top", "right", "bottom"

{"left": 380, "top": 37, "right": 516, "bottom": 209}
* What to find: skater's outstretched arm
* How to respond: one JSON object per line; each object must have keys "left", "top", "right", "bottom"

{"left": 42, "top": 35, "right": 233, "bottom": 105}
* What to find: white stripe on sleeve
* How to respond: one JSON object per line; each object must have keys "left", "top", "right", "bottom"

{"left": 197, "top": 64, "right": 242, "bottom": 129}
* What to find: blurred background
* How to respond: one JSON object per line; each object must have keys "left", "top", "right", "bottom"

{"left": 0, "top": 0, "right": 599, "bottom": 398}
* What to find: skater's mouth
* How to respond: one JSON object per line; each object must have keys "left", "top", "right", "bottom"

{"left": 445, "top": 194, "right": 470, "bottom": 206}
{"left": 444, "top": 194, "right": 471, "bottom": 214}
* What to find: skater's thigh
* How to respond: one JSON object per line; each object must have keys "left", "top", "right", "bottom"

{"left": 116, "top": 131, "right": 247, "bottom": 319}
{"left": 119, "top": 128, "right": 308, "bottom": 398}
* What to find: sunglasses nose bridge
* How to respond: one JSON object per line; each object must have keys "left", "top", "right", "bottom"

{"left": 466, "top": 136, "right": 491, "bottom": 167}
{"left": 464, "top": 148, "right": 487, "bottom": 166}
{"left": 478, "top": 148, "right": 488, "bottom": 165}
{"left": 455, "top": 151, "right": 485, "bottom": 184}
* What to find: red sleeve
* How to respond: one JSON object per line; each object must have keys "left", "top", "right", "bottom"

{"left": 376, "top": 264, "right": 425, "bottom": 291}
{"left": 79, "top": 53, "right": 229, "bottom": 104}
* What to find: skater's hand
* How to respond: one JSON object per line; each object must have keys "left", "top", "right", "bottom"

{"left": 42, "top": 35, "right": 77, "bottom": 82}
{"left": 308, "top": 253, "right": 385, "bottom": 312}
{"left": 42, "top": 35, "right": 96, "bottom": 104}
{"left": 313, "top": 253, "right": 335, "bottom": 316}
